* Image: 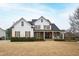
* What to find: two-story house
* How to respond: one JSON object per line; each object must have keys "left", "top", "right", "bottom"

{"left": 11, "top": 16, "right": 64, "bottom": 40}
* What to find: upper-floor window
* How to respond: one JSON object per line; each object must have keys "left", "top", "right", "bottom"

{"left": 21, "top": 21, "right": 24, "bottom": 26}
{"left": 41, "top": 19, "right": 43, "bottom": 22}
{"left": 35, "top": 25, "right": 40, "bottom": 30}
{"left": 44, "top": 25, "right": 50, "bottom": 30}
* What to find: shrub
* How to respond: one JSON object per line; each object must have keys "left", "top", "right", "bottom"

{"left": 0, "top": 37, "right": 5, "bottom": 40}
{"left": 65, "top": 37, "right": 78, "bottom": 42}
{"left": 11, "top": 37, "right": 44, "bottom": 42}
{"left": 54, "top": 39, "right": 65, "bottom": 41}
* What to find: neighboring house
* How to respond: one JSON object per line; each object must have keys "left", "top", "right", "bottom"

{"left": 0, "top": 28, "right": 6, "bottom": 40}
{"left": 11, "top": 16, "right": 65, "bottom": 40}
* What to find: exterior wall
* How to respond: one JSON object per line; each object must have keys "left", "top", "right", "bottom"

{"left": 12, "top": 19, "right": 34, "bottom": 37}
{"left": 34, "top": 18, "right": 51, "bottom": 30}
{"left": 11, "top": 17, "right": 64, "bottom": 40}
{"left": 0, "top": 29, "right": 6, "bottom": 38}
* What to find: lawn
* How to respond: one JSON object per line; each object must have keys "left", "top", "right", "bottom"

{"left": 0, "top": 40, "right": 79, "bottom": 56}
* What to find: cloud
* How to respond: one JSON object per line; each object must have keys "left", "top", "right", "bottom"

{"left": 0, "top": 4, "right": 56, "bottom": 29}
{"left": 0, "top": 3, "right": 79, "bottom": 30}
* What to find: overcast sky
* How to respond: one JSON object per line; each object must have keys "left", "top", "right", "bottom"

{"left": 0, "top": 3, "right": 79, "bottom": 30}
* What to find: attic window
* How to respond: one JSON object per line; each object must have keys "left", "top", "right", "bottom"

{"left": 41, "top": 19, "right": 43, "bottom": 22}
{"left": 21, "top": 21, "right": 24, "bottom": 26}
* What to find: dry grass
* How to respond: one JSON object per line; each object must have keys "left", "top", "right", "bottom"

{"left": 0, "top": 40, "right": 79, "bottom": 56}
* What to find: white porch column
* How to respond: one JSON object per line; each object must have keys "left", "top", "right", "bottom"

{"left": 43, "top": 31, "right": 45, "bottom": 40}
{"left": 62, "top": 33, "right": 64, "bottom": 39}
{"left": 52, "top": 32, "right": 54, "bottom": 39}
{"left": 61, "top": 32, "right": 64, "bottom": 39}
{"left": 5, "top": 34, "right": 6, "bottom": 40}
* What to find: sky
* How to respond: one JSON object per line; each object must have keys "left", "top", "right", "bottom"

{"left": 0, "top": 3, "right": 79, "bottom": 30}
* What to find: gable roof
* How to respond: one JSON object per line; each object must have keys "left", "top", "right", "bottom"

{"left": 12, "top": 17, "right": 31, "bottom": 28}
{"left": 11, "top": 16, "right": 52, "bottom": 27}
{"left": 32, "top": 16, "right": 51, "bottom": 24}
{"left": 0, "top": 28, "right": 5, "bottom": 31}
{"left": 10, "top": 16, "right": 61, "bottom": 31}
{"left": 51, "top": 23, "right": 60, "bottom": 31}
{"left": 39, "top": 16, "right": 51, "bottom": 23}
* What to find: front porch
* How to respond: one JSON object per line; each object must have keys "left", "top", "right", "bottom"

{"left": 34, "top": 31, "right": 64, "bottom": 40}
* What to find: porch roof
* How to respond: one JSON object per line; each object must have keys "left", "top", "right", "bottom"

{"left": 34, "top": 30, "right": 64, "bottom": 32}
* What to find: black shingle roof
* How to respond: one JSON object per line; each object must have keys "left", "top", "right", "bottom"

{"left": 28, "top": 19, "right": 37, "bottom": 25}
{"left": 32, "top": 19, "right": 37, "bottom": 24}
{"left": 51, "top": 24, "right": 60, "bottom": 31}
{"left": 28, "top": 21, "right": 32, "bottom": 25}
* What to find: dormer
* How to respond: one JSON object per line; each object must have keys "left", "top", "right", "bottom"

{"left": 33, "top": 16, "right": 51, "bottom": 30}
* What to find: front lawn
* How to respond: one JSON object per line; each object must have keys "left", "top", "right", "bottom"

{"left": 0, "top": 40, "right": 79, "bottom": 56}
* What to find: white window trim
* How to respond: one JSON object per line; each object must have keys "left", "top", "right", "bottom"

{"left": 25, "top": 31, "right": 30, "bottom": 37}
{"left": 15, "top": 31, "right": 20, "bottom": 37}
{"left": 35, "top": 25, "right": 40, "bottom": 30}
{"left": 44, "top": 25, "right": 50, "bottom": 30}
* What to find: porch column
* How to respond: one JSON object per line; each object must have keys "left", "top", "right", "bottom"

{"left": 62, "top": 33, "right": 64, "bottom": 39}
{"left": 5, "top": 34, "right": 6, "bottom": 40}
{"left": 52, "top": 32, "right": 54, "bottom": 39}
{"left": 61, "top": 32, "right": 64, "bottom": 39}
{"left": 43, "top": 31, "right": 45, "bottom": 40}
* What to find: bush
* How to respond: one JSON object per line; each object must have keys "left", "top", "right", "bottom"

{"left": 11, "top": 37, "right": 44, "bottom": 42}
{"left": 65, "top": 37, "right": 78, "bottom": 42}
{"left": 0, "top": 37, "right": 5, "bottom": 40}
{"left": 54, "top": 39, "right": 65, "bottom": 41}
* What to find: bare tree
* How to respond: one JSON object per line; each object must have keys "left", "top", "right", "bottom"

{"left": 69, "top": 8, "right": 79, "bottom": 34}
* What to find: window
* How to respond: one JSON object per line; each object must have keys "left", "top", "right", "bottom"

{"left": 41, "top": 19, "right": 43, "bottom": 22}
{"left": 25, "top": 31, "right": 30, "bottom": 37}
{"left": 21, "top": 21, "right": 24, "bottom": 26}
{"left": 35, "top": 25, "right": 40, "bottom": 30}
{"left": 44, "top": 25, "right": 50, "bottom": 30}
{"left": 35, "top": 32, "right": 41, "bottom": 39}
{"left": 15, "top": 31, "right": 20, "bottom": 37}
{"left": 36, "top": 32, "right": 40, "bottom": 38}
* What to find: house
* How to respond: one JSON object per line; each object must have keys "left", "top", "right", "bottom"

{"left": 0, "top": 28, "right": 6, "bottom": 40}
{"left": 11, "top": 16, "right": 65, "bottom": 40}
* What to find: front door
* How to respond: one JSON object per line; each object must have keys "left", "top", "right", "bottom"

{"left": 45, "top": 32, "right": 52, "bottom": 39}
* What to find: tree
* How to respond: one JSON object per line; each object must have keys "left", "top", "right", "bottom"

{"left": 69, "top": 8, "right": 79, "bottom": 33}
{"left": 6, "top": 28, "right": 12, "bottom": 40}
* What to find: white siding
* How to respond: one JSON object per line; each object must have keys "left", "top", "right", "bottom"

{"left": 12, "top": 19, "right": 34, "bottom": 37}
{"left": 0, "top": 29, "right": 6, "bottom": 38}
{"left": 34, "top": 18, "right": 51, "bottom": 30}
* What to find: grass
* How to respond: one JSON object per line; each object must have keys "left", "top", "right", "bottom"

{"left": 0, "top": 40, "right": 79, "bottom": 56}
